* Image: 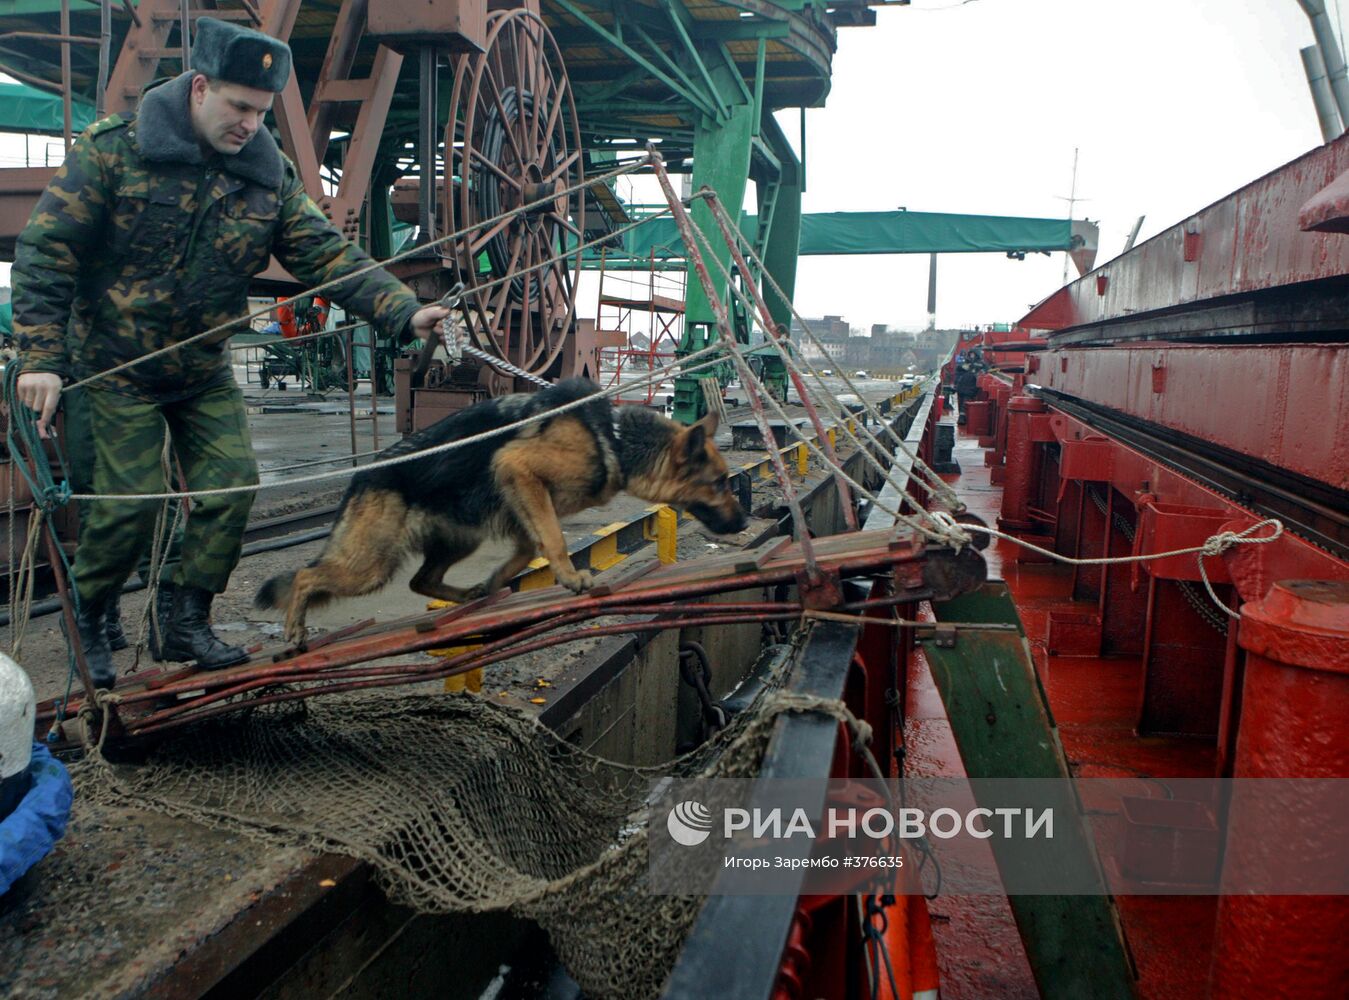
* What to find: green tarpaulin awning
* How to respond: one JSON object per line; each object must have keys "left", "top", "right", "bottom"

{"left": 591, "top": 210, "right": 1093, "bottom": 267}
{"left": 0, "top": 80, "right": 94, "bottom": 135}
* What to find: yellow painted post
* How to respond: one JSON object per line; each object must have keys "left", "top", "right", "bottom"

{"left": 827, "top": 427, "right": 836, "bottom": 448}
{"left": 520, "top": 558, "right": 555, "bottom": 591}
{"left": 796, "top": 442, "right": 808, "bottom": 476}
{"left": 657, "top": 506, "right": 678, "bottom": 563}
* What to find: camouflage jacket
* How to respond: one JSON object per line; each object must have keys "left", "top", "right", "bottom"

{"left": 12, "top": 72, "right": 423, "bottom": 400}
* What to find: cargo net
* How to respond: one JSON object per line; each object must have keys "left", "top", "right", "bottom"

{"left": 71, "top": 657, "right": 813, "bottom": 998}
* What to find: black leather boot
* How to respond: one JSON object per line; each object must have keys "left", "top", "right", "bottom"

{"left": 160, "top": 585, "right": 247, "bottom": 670}
{"left": 104, "top": 591, "right": 129, "bottom": 651}
{"left": 147, "top": 581, "right": 177, "bottom": 662}
{"left": 74, "top": 596, "right": 116, "bottom": 690}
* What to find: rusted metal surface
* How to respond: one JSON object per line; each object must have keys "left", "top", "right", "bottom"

{"left": 444, "top": 8, "right": 586, "bottom": 382}
{"left": 1036, "top": 385, "right": 1349, "bottom": 560}
{"left": 38, "top": 529, "right": 956, "bottom": 745}
{"left": 1018, "top": 129, "right": 1349, "bottom": 341}
{"left": 1028, "top": 344, "right": 1349, "bottom": 495}
{"left": 969, "top": 374, "right": 1349, "bottom": 744}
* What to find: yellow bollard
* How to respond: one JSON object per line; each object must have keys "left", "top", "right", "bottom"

{"left": 657, "top": 506, "right": 678, "bottom": 564}
{"left": 796, "top": 442, "right": 808, "bottom": 476}
{"left": 827, "top": 427, "right": 836, "bottom": 449}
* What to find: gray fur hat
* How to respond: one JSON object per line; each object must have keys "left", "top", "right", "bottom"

{"left": 192, "top": 17, "right": 291, "bottom": 92}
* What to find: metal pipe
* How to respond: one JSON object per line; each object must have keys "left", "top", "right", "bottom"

{"left": 1301, "top": 44, "right": 1344, "bottom": 140}
{"left": 419, "top": 46, "right": 437, "bottom": 243}
{"left": 1122, "top": 215, "right": 1146, "bottom": 254}
{"left": 59, "top": 0, "right": 71, "bottom": 150}
{"left": 926, "top": 252, "right": 937, "bottom": 330}
{"left": 0, "top": 32, "right": 99, "bottom": 45}
{"left": 96, "top": 0, "right": 111, "bottom": 119}
{"left": 180, "top": 0, "right": 192, "bottom": 71}
{"left": 345, "top": 324, "right": 359, "bottom": 465}
{"left": 1298, "top": 1, "right": 1349, "bottom": 126}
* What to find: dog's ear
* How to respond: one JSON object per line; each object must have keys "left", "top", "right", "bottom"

{"left": 698, "top": 410, "right": 719, "bottom": 437}
{"left": 682, "top": 422, "right": 707, "bottom": 466}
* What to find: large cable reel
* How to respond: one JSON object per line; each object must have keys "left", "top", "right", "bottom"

{"left": 444, "top": 8, "right": 585, "bottom": 387}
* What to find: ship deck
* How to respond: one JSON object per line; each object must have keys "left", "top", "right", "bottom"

{"left": 909, "top": 416, "right": 1217, "bottom": 999}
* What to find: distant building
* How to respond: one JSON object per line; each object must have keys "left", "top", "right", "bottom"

{"left": 792, "top": 313, "right": 850, "bottom": 361}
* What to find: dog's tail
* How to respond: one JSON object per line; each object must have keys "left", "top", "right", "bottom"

{"left": 255, "top": 571, "right": 296, "bottom": 611}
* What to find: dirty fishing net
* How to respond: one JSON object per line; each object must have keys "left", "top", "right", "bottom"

{"left": 71, "top": 656, "right": 804, "bottom": 998}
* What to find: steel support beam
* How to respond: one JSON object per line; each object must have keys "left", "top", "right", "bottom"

{"left": 549, "top": 0, "right": 721, "bottom": 121}
{"left": 307, "top": 0, "right": 369, "bottom": 167}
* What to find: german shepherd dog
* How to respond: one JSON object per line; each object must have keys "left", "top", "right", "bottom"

{"left": 256, "top": 378, "right": 747, "bottom": 646}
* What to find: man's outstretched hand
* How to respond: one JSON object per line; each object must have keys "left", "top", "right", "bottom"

{"left": 15, "top": 371, "right": 62, "bottom": 439}
{"left": 409, "top": 304, "right": 452, "bottom": 343}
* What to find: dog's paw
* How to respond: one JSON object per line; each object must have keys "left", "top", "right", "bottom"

{"left": 560, "top": 569, "right": 594, "bottom": 594}
{"left": 284, "top": 624, "right": 309, "bottom": 649}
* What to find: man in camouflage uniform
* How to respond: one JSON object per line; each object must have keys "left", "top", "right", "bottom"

{"left": 12, "top": 19, "right": 449, "bottom": 688}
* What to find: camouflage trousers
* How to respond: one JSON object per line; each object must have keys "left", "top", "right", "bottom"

{"left": 71, "top": 383, "right": 258, "bottom": 607}
{"left": 64, "top": 386, "right": 184, "bottom": 587}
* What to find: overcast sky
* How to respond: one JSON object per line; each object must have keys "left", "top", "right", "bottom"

{"left": 778, "top": 0, "right": 1332, "bottom": 331}
{"left": 0, "top": 1, "right": 1337, "bottom": 337}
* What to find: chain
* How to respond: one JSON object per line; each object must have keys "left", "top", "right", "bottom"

{"left": 437, "top": 282, "right": 550, "bottom": 389}
{"left": 1178, "top": 579, "right": 1231, "bottom": 635}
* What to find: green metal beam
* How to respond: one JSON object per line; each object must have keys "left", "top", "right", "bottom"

{"left": 760, "top": 177, "right": 801, "bottom": 332}
{"left": 692, "top": 19, "right": 792, "bottom": 42}
{"left": 682, "top": 102, "right": 754, "bottom": 331}
{"left": 751, "top": 37, "right": 767, "bottom": 136}
{"left": 923, "top": 583, "right": 1136, "bottom": 1000}
{"left": 575, "top": 65, "right": 653, "bottom": 105}
{"left": 671, "top": 55, "right": 756, "bottom": 424}
{"left": 659, "top": 0, "right": 731, "bottom": 120}
{"left": 550, "top": 0, "right": 720, "bottom": 121}
{"left": 630, "top": 21, "right": 718, "bottom": 120}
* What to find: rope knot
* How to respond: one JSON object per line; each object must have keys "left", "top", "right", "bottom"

{"left": 928, "top": 510, "right": 974, "bottom": 550}
{"left": 36, "top": 481, "right": 72, "bottom": 514}
{"left": 1201, "top": 530, "right": 1242, "bottom": 558}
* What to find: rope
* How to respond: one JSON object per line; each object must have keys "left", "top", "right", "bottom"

{"left": 64, "top": 341, "right": 734, "bottom": 502}
{"left": 929, "top": 510, "right": 1282, "bottom": 618}
{"left": 60, "top": 156, "right": 653, "bottom": 394}
{"left": 679, "top": 207, "right": 1283, "bottom": 621}
{"left": 14, "top": 153, "right": 1288, "bottom": 625}
{"left": 704, "top": 195, "right": 960, "bottom": 509}
{"left": 683, "top": 221, "right": 951, "bottom": 544}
